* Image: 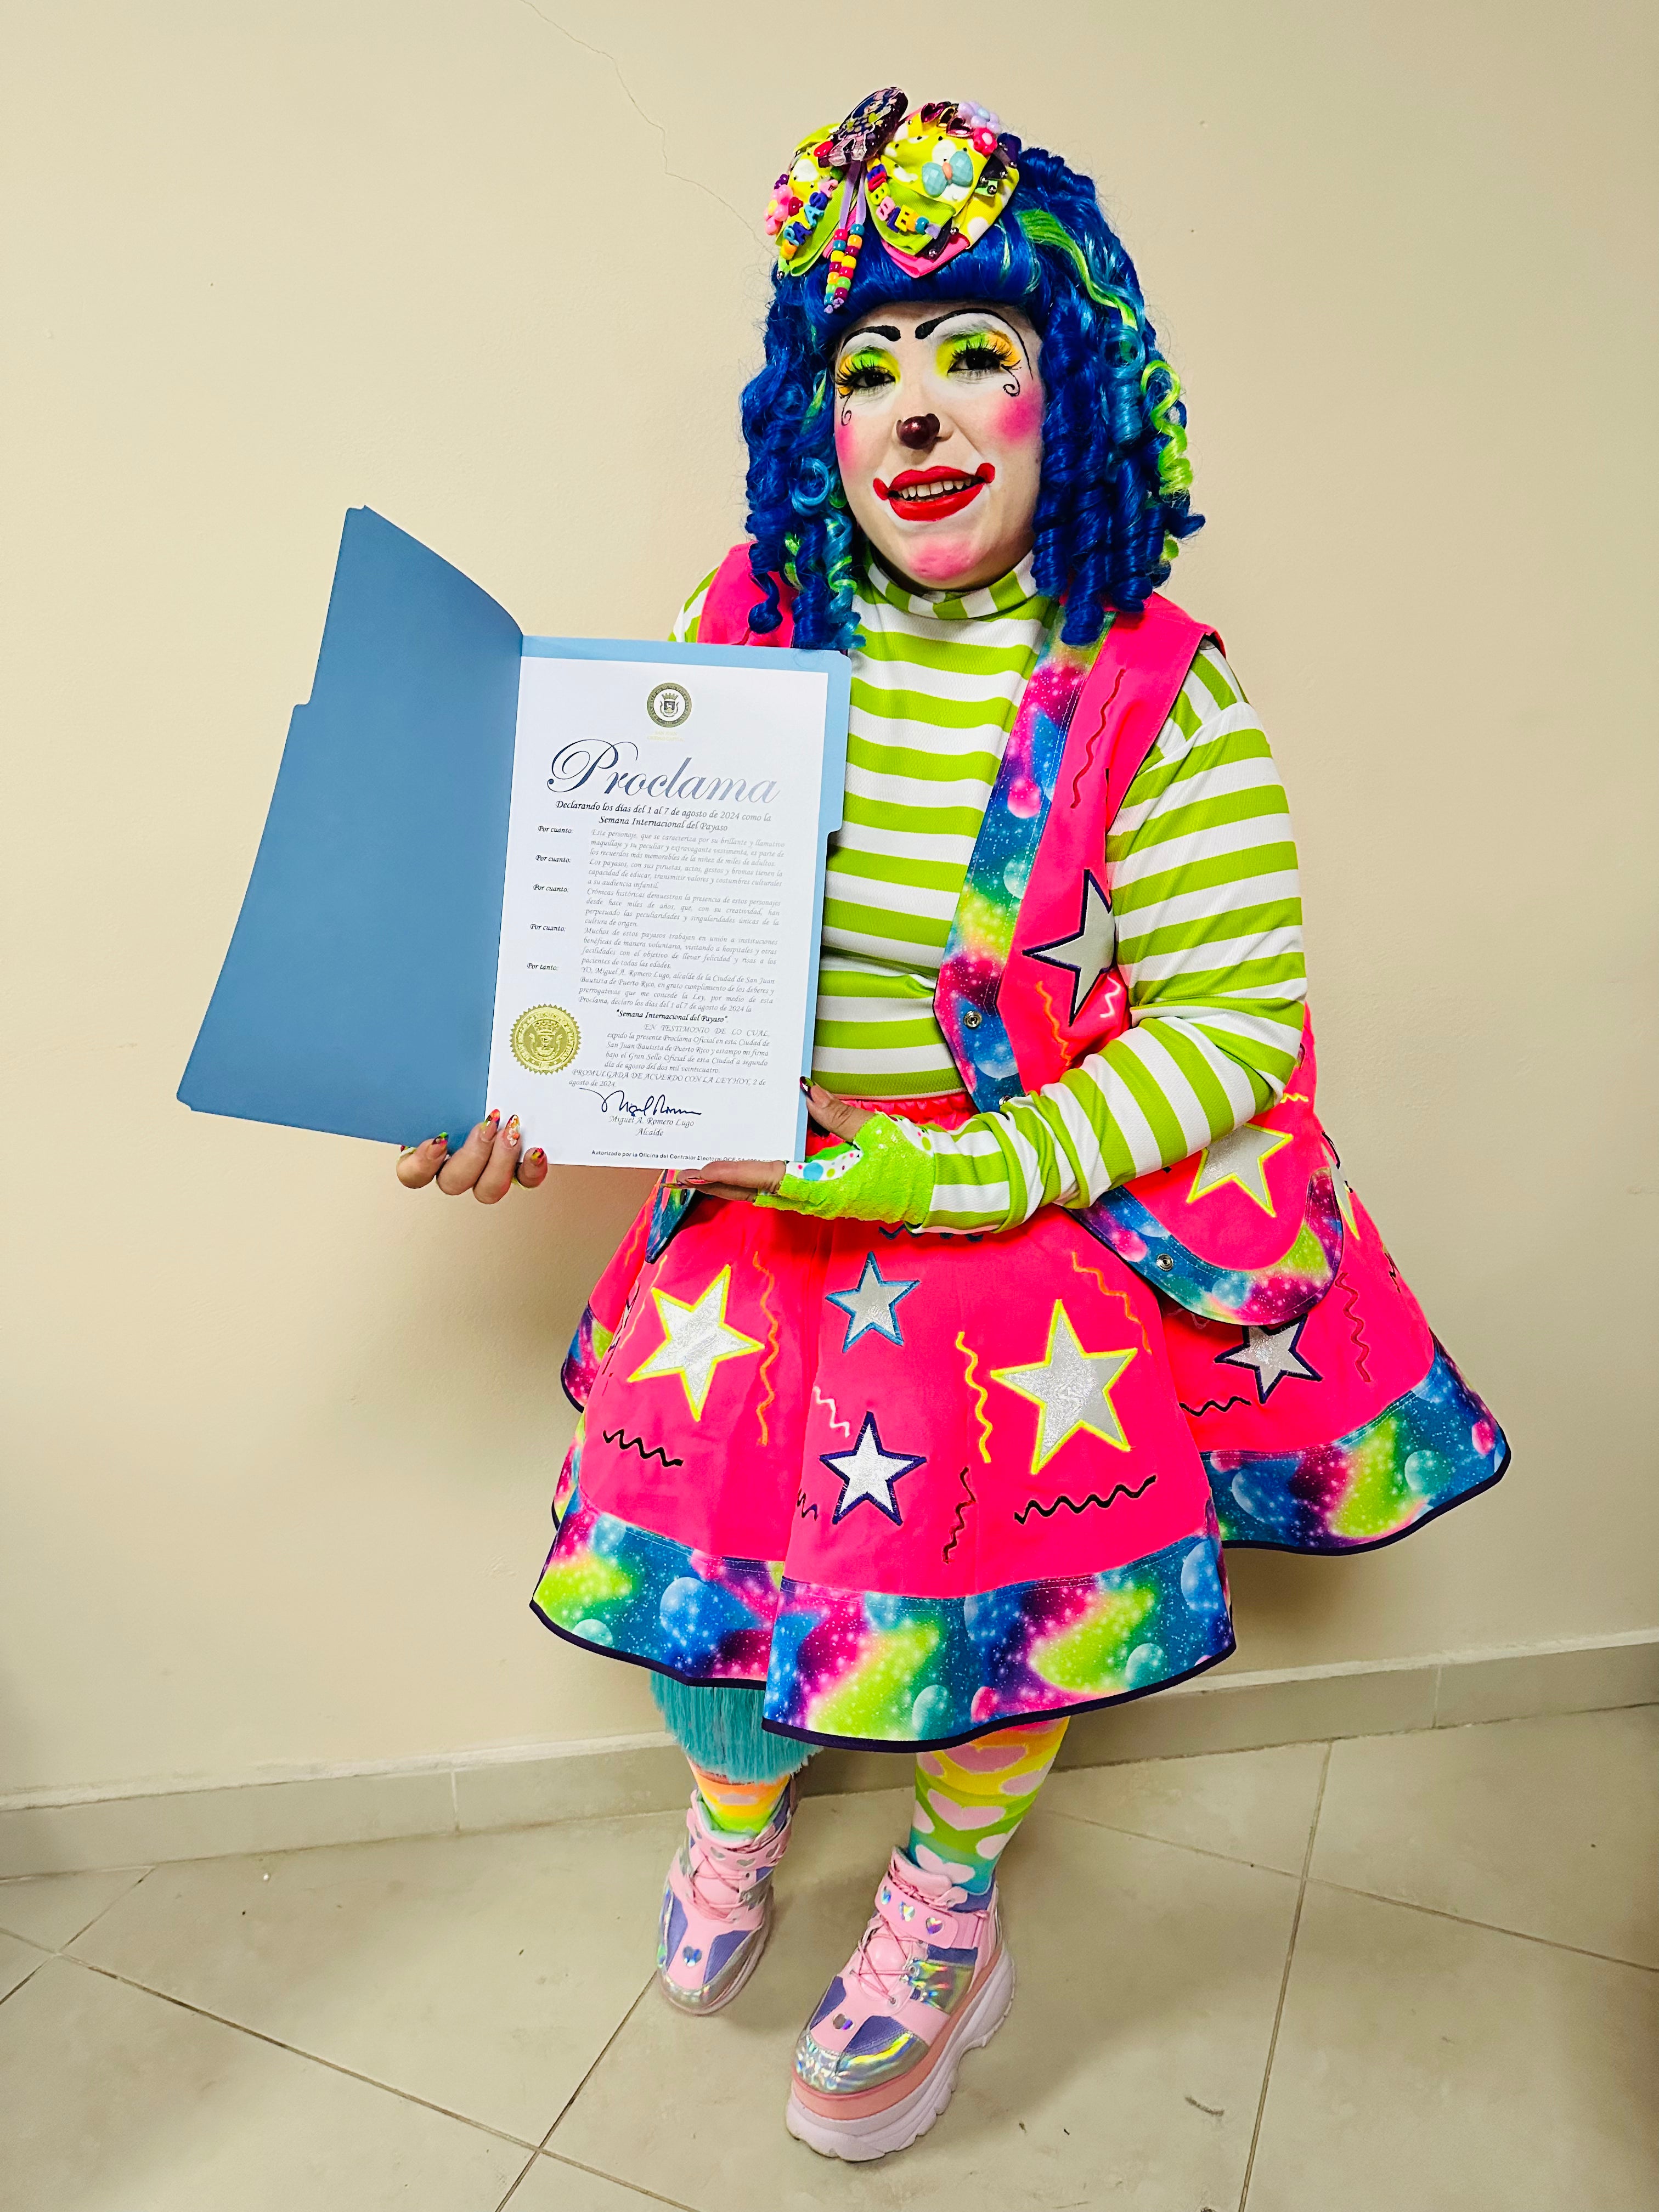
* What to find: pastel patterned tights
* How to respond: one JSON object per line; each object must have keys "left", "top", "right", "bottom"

{"left": 907, "top": 1718, "right": 1069, "bottom": 1894}
{"left": 657, "top": 1681, "right": 1068, "bottom": 1883}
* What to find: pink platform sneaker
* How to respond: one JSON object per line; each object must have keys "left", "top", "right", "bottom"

{"left": 786, "top": 1849, "right": 1015, "bottom": 2161}
{"left": 655, "top": 1781, "right": 796, "bottom": 2014}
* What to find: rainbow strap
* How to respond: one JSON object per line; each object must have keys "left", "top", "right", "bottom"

{"left": 934, "top": 627, "right": 1105, "bottom": 1109}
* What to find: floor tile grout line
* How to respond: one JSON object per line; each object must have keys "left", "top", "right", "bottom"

{"left": 0, "top": 1928, "right": 53, "bottom": 1961}
{"left": 51, "top": 1952, "right": 545, "bottom": 2153}
{"left": 1238, "top": 1737, "right": 1331, "bottom": 2211}
{"left": 538, "top": 2146, "right": 704, "bottom": 2212}
{"left": 60, "top": 1865, "right": 157, "bottom": 1951}
{"left": 1308, "top": 1877, "right": 1659, "bottom": 1976}
{"left": 535, "top": 1967, "right": 660, "bottom": 2147}
{"left": 0, "top": 1864, "right": 157, "bottom": 1956}
{"left": 0, "top": 1955, "right": 49, "bottom": 2011}
{"left": 1039, "top": 1804, "right": 1306, "bottom": 1880}
{"left": 492, "top": 2143, "right": 549, "bottom": 2212}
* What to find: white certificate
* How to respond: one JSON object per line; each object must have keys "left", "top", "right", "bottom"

{"left": 483, "top": 641, "right": 850, "bottom": 1169}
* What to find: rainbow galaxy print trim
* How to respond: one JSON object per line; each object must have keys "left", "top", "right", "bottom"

{"left": 1206, "top": 1342, "right": 1508, "bottom": 1551}
{"left": 934, "top": 632, "right": 1102, "bottom": 1109}
{"left": 533, "top": 1468, "right": 782, "bottom": 1683}
{"left": 645, "top": 1177, "right": 697, "bottom": 1262}
{"left": 1081, "top": 1168, "right": 1345, "bottom": 1329}
{"left": 532, "top": 1476, "right": 1235, "bottom": 1749}
{"left": 560, "top": 1310, "right": 612, "bottom": 1410}
{"left": 764, "top": 1520, "right": 1233, "bottom": 1747}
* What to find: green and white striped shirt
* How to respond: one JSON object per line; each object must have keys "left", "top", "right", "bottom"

{"left": 672, "top": 552, "right": 1307, "bottom": 1232}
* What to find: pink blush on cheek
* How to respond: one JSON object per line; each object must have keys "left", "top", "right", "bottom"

{"left": 834, "top": 415, "right": 883, "bottom": 483}
{"left": 995, "top": 388, "right": 1045, "bottom": 448}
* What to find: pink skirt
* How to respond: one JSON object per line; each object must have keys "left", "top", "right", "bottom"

{"left": 533, "top": 1102, "right": 1505, "bottom": 1750}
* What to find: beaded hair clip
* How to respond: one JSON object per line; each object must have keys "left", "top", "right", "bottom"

{"left": 765, "top": 88, "right": 1021, "bottom": 312}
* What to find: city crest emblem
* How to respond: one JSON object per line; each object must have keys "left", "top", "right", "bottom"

{"left": 511, "top": 1004, "right": 580, "bottom": 1074}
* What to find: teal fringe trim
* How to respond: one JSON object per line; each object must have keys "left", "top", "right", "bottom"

{"left": 650, "top": 1676, "right": 815, "bottom": 1784}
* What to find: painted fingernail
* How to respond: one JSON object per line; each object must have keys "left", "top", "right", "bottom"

{"left": 432, "top": 1133, "right": 449, "bottom": 1150}
{"left": 524, "top": 1147, "right": 545, "bottom": 1167}
{"left": 504, "top": 1116, "right": 520, "bottom": 1143}
{"left": 487, "top": 1108, "right": 500, "bottom": 1126}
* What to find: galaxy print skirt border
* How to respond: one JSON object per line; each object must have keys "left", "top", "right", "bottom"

{"left": 1206, "top": 1341, "right": 1509, "bottom": 1554}
{"left": 531, "top": 1487, "right": 1238, "bottom": 1752}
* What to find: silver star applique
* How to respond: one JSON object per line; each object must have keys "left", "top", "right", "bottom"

{"left": 826, "top": 1254, "right": 919, "bottom": 1348}
{"left": 1187, "top": 1122, "right": 1294, "bottom": 1214}
{"left": 991, "top": 1304, "right": 1138, "bottom": 1469}
{"left": 628, "top": 1267, "right": 764, "bottom": 1420}
{"left": 820, "top": 1413, "right": 924, "bottom": 1526}
{"left": 1024, "top": 871, "right": 1118, "bottom": 1024}
{"left": 1216, "top": 1317, "right": 1321, "bottom": 1403}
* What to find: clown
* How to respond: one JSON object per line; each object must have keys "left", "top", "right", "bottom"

{"left": 397, "top": 90, "right": 1508, "bottom": 2164}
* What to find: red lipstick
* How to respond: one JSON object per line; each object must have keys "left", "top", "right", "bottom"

{"left": 872, "top": 462, "right": 996, "bottom": 521}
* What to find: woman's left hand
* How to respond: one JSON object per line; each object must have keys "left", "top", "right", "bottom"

{"left": 676, "top": 1085, "right": 873, "bottom": 1203}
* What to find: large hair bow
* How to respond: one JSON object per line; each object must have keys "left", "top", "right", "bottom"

{"left": 765, "top": 88, "right": 1021, "bottom": 312}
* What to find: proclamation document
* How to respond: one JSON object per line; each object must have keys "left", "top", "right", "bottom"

{"left": 179, "top": 513, "right": 850, "bottom": 1161}
{"left": 484, "top": 644, "right": 849, "bottom": 1170}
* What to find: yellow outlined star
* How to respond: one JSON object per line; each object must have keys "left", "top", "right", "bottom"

{"left": 1186, "top": 1122, "right": 1294, "bottom": 1214}
{"left": 628, "top": 1266, "right": 763, "bottom": 1420}
{"left": 991, "top": 1303, "right": 1137, "bottom": 1471}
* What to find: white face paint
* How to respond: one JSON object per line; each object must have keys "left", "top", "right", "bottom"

{"left": 832, "top": 302, "right": 1044, "bottom": 591}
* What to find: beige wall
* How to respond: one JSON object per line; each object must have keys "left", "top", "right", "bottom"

{"left": 5, "top": 1, "right": 1655, "bottom": 1802}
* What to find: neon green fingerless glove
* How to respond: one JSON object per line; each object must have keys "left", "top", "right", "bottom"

{"left": 755, "top": 1111, "right": 936, "bottom": 1226}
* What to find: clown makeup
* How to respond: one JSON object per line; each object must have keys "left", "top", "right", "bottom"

{"left": 832, "top": 303, "right": 1043, "bottom": 592}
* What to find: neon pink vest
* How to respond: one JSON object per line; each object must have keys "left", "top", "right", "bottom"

{"left": 698, "top": 546, "right": 1342, "bottom": 1327}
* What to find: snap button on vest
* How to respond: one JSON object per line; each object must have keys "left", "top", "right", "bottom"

{"left": 963, "top": 1008, "right": 983, "bottom": 1029}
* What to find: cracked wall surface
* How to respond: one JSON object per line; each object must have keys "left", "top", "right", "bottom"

{"left": 3, "top": 0, "right": 1654, "bottom": 1798}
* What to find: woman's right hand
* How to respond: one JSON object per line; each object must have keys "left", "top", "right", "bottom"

{"left": 394, "top": 1113, "right": 548, "bottom": 1204}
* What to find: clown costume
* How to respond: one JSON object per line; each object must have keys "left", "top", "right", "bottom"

{"left": 407, "top": 87, "right": 1508, "bottom": 2164}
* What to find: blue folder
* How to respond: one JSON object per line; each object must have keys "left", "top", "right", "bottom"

{"left": 179, "top": 509, "right": 849, "bottom": 1152}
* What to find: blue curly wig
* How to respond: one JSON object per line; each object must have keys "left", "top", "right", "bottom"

{"left": 740, "top": 142, "right": 1201, "bottom": 652}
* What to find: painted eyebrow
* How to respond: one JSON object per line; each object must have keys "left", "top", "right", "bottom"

{"left": 915, "top": 309, "right": 1018, "bottom": 341}
{"left": 837, "top": 324, "right": 901, "bottom": 351}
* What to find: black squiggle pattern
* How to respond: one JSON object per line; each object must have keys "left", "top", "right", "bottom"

{"left": 942, "top": 1465, "right": 977, "bottom": 1562}
{"left": 795, "top": 1491, "right": 819, "bottom": 1522}
{"left": 1015, "top": 1472, "right": 1156, "bottom": 1524}
{"left": 1178, "top": 1392, "right": 1252, "bottom": 1419}
{"left": 1066, "top": 667, "right": 1125, "bottom": 814}
{"left": 601, "top": 1428, "right": 684, "bottom": 1470}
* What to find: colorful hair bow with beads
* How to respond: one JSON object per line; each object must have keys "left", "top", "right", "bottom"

{"left": 765, "top": 88, "right": 1021, "bottom": 312}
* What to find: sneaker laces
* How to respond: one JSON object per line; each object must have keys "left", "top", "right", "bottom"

{"left": 845, "top": 1861, "right": 976, "bottom": 2006}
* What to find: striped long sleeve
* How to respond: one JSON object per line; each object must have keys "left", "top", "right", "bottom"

{"left": 670, "top": 560, "right": 1307, "bottom": 1233}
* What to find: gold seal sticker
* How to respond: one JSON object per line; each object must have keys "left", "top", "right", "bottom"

{"left": 510, "top": 1004, "right": 580, "bottom": 1075}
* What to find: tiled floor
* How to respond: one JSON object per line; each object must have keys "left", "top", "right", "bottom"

{"left": 1, "top": 1707, "right": 1654, "bottom": 2211}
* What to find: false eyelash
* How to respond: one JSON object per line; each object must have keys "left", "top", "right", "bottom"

{"left": 833, "top": 353, "right": 898, "bottom": 396}
{"left": 945, "top": 334, "right": 1021, "bottom": 376}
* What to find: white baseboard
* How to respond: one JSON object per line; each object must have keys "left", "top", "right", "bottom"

{"left": 3, "top": 1629, "right": 1654, "bottom": 1878}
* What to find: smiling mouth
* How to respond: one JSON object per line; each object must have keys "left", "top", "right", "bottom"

{"left": 873, "top": 464, "right": 996, "bottom": 521}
